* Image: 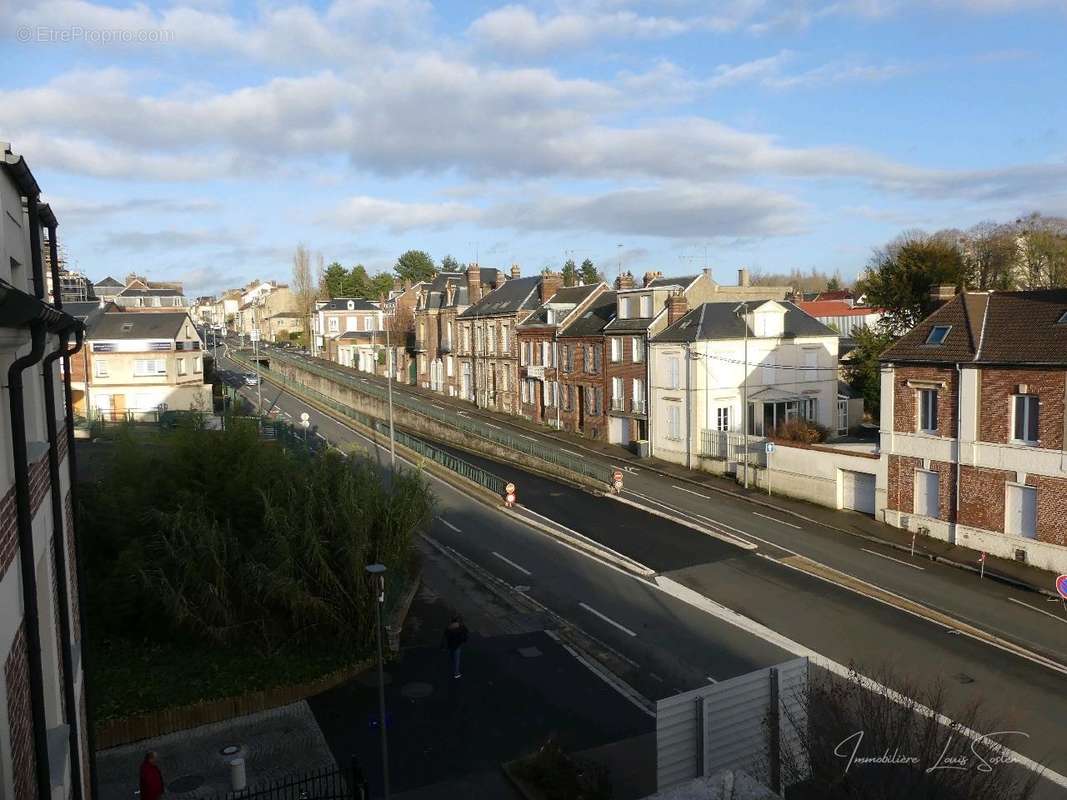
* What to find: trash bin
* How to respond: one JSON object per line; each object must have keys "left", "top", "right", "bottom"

{"left": 635, "top": 439, "right": 650, "bottom": 459}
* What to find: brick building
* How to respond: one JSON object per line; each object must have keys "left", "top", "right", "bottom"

{"left": 1, "top": 142, "right": 93, "bottom": 800}
{"left": 413, "top": 265, "right": 507, "bottom": 395}
{"left": 516, "top": 281, "right": 605, "bottom": 426}
{"left": 554, "top": 290, "right": 618, "bottom": 440}
{"left": 879, "top": 288, "right": 1067, "bottom": 573}
{"left": 457, "top": 272, "right": 545, "bottom": 414}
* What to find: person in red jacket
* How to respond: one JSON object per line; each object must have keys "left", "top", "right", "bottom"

{"left": 139, "top": 751, "right": 165, "bottom": 800}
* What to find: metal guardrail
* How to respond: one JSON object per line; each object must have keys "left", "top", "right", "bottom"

{"left": 259, "top": 348, "right": 613, "bottom": 486}
{"left": 229, "top": 353, "right": 508, "bottom": 497}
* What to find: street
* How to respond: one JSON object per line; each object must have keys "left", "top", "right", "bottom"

{"left": 221, "top": 348, "right": 1067, "bottom": 792}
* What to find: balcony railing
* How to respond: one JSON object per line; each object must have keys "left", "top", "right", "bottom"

{"left": 439, "top": 339, "right": 452, "bottom": 354}
{"left": 610, "top": 398, "right": 625, "bottom": 412}
{"left": 412, "top": 339, "right": 427, "bottom": 352}
{"left": 632, "top": 399, "right": 647, "bottom": 414}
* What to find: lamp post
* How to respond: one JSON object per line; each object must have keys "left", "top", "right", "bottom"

{"left": 384, "top": 320, "right": 396, "bottom": 469}
{"left": 365, "top": 563, "right": 390, "bottom": 799}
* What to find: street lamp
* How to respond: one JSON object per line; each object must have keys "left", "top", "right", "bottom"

{"left": 384, "top": 318, "right": 396, "bottom": 469}
{"left": 365, "top": 563, "right": 390, "bottom": 799}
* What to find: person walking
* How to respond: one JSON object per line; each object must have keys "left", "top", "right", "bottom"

{"left": 442, "top": 615, "right": 469, "bottom": 679}
{"left": 139, "top": 751, "right": 165, "bottom": 800}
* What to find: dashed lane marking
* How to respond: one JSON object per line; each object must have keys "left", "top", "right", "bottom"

{"left": 439, "top": 518, "right": 462, "bottom": 533}
{"left": 492, "top": 551, "right": 533, "bottom": 576}
{"left": 1008, "top": 597, "right": 1067, "bottom": 624}
{"left": 579, "top": 602, "right": 637, "bottom": 637}
{"left": 753, "top": 512, "right": 802, "bottom": 530}
{"left": 860, "top": 548, "right": 925, "bottom": 571}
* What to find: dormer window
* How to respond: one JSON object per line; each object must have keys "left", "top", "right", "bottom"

{"left": 926, "top": 325, "right": 951, "bottom": 345}
{"left": 347, "top": 300, "right": 355, "bottom": 310}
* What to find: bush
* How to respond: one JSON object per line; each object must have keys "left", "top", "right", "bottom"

{"left": 773, "top": 418, "right": 829, "bottom": 444}
{"left": 512, "top": 737, "right": 611, "bottom": 800}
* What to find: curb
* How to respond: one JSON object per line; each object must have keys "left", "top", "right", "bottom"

{"left": 606, "top": 493, "right": 756, "bottom": 552}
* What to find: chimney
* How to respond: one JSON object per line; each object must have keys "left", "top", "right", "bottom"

{"left": 510, "top": 263, "right": 521, "bottom": 279}
{"left": 703, "top": 267, "right": 712, "bottom": 282}
{"left": 667, "top": 292, "right": 689, "bottom": 326}
{"left": 642, "top": 270, "right": 662, "bottom": 288}
{"left": 403, "top": 278, "right": 412, "bottom": 292}
{"left": 930, "top": 284, "right": 958, "bottom": 304}
{"left": 467, "top": 263, "right": 481, "bottom": 303}
{"left": 615, "top": 271, "right": 635, "bottom": 290}
{"left": 738, "top": 267, "right": 750, "bottom": 287}
{"left": 540, "top": 271, "right": 563, "bottom": 303}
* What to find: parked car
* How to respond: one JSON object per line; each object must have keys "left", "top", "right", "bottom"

{"left": 244, "top": 374, "right": 260, "bottom": 386}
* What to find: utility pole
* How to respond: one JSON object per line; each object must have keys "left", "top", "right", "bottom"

{"left": 252, "top": 305, "right": 262, "bottom": 412}
{"left": 616, "top": 243, "right": 623, "bottom": 281}
{"left": 365, "top": 564, "right": 390, "bottom": 799}
{"left": 385, "top": 320, "right": 396, "bottom": 469}
{"left": 740, "top": 302, "right": 749, "bottom": 489}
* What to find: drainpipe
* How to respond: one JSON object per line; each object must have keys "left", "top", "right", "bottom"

{"left": 42, "top": 326, "right": 84, "bottom": 800}
{"left": 685, "top": 342, "right": 693, "bottom": 470}
{"left": 955, "top": 363, "right": 963, "bottom": 544}
{"left": 61, "top": 325, "right": 97, "bottom": 799}
{"left": 8, "top": 319, "right": 54, "bottom": 800}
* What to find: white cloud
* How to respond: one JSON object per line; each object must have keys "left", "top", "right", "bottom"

{"left": 328, "top": 196, "right": 482, "bottom": 232}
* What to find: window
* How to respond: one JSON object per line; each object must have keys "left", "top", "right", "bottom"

{"left": 446, "top": 356, "right": 454, "bottom": 377}
{"left": 328, "top": 317, "right": 339, "bottom": 333}
{"left": 914, "top": 469, "right": 940, "bottom": 518}
{"left": 610, "top": 338, "right": 622, "bottom": 362}
{"left": 918, "top": 389, "right": 938, "bottom": 433}
{"left": 562, "top": 344, "right": 572, "bottom": 373}
{"left": 666, "top": 404, "right": 682, "bottom": 440}
{"left": 521, "top": 340, "right": 529, "bottom": 366}
{"left": 487, "top": 325, "right": 496, "bottom": 353}
{"left": 346, "top": 316, "right": 357, "bottom": 331}
{"left": 364, "top": 317, "right": 373, "bottom": 331}
{"left": 666, "top": 356, "right": 680, "bottom": 389}
{"left": 177, "top": 358, "right": 186, "bottom": 376}
{"left": 637, "top": 295, "right": 650, "bottom": 317}
{"left": 716, "top": 406, "right": 730, "bottom": 432}
{"left": 632, "top": 337, "right": 645, "bottom": 363}
{"left": 563, "top": 385, "right": 572, "bottom": 411}
{"left": 926, "top": 325, "right": 951, "bottom": 345}
{"left": 501, "top": 325, "right": 510, "bottom": 353}
{"left": 541, "top": 341, "right": 551, "bottom": 367}
{"left": 133, "top": 359, "right": 167, "bottom": 377}
{"left": 837, "top": 398, "right": 848, "bottom": 435}
{"left": 622, "top": 297, "right": 637, "bottom": 318}
{"left": 612, "top": 377, "right": 625, "bottom": 411}
{"left": 94, "top": 359, "right": 109, "bottom": 378}
{"left": 1012, "top": 395, "right": 1039, "bottom": 443}
{"left": 521, "top": 380, "right": 529, "bottom": 404}
{"left": 91, "top": 342, "right": 115, "bottom": 353}
{"left": 632, "top": 379, "right": 646, "bottom": 414}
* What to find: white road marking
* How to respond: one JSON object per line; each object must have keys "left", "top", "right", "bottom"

{"left": 672, "top": 485, "right": 711, "bottom": 499}
{"left": 561, "top": 449, "right": 582, "bottom": 456}
{"left": 315, "top": 432, "right": 328, "bottom": 441}
{"left": 457, "top": 411, "right": 469, "bottom": 417}
{"left": 860, "top": 548, "right": 925, "bottom": 571}
{"left": 432, "top": 404, "right": 445, "bottom": 410}
{"left": 486, "top": 423, "right": 503, "bottom": 430}
{"left": 753, "top": 512, "right": 802, "bottom": 530}
{"left": 706, "top": 676, "right": 718, "bottom": 684}
{"left": 1008, "top": 597, "right": 1067, "bottom": 624}
{"left": 492, "top": 551, "right": 532, "bottom": 576}
{"left": 519, "top": 434, "right": 538, "bottom": 441}
{"left": 579, "top": 602, "right": 637, "bottom": 637}
{"left": 439, "top": 518, "right": 462, "bottom": 533}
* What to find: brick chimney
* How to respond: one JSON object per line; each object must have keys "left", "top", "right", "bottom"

{"left": 540, "top": 271, "right": 563, "bottom": 303}
{"left": 738, "top": 267, "right": 750, "bottom": 287}
{"left": 615, "top": 271, "right": 635, "bottom": 290}
{"left": 643, "top": 270, "right": 662, "bottom": 287}
{"left": 510, "top": 263, "right": 521, "bottom": 279}
{"left": 930, "top": 284, "right": 958, "bottom": 304}
{"left": 466, "top": 263, "right": 481, "bottom": 303}
{"left": 667, "top": 292, "right": 689, "bottom": 326}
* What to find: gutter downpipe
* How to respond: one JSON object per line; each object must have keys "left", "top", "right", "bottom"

{"left": 685, "top": 342, "right": 693, "bottom": 470}
{"left": 8, "top": 319, "right": 53, "bottom": 800}
{"left": 42, "top": 326, "right": 84, "bottom": 800}
{"left": 955, "top": 363, "right": 963, "bottom": 545}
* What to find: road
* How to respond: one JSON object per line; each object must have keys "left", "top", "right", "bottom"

{"left": 220, "top": 349, "right": 1067, "bottom": 791}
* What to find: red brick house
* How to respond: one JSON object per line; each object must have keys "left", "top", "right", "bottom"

{"left": 516, "top": 282, "right": 606, "bottom": 426}
{"left": 555, "top": 290, "right": 618, "bottom": 440}
{"left": 879, "top": 289, "right": 1067, "bottom": 572}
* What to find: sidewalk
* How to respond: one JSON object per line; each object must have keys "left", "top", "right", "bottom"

{"left": 290, "top": 354, "right": 1061, "bottom": 597}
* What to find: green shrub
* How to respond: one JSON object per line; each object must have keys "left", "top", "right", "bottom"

{"left": 512, "top": 737, "right": 611, "bottom": 800}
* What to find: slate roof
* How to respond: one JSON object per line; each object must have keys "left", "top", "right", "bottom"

{"left": 93, "top": 276, "right": 124, "bottom": 289}
{"left": 337, "top": 330, "right": 383, "bottom": 341}
{"left": 519, "top": 284, "right": 602, "bottom": 327}
{"left": 87, "top": 311, "right": 191, "bottom": 340}
{"left": 118, "top": 287, "right": 185, "bottom": 298}
{"left": 881, "top": 289, "right": 1067, "bottom": 366}
{"left": 459, "top": 276, "right": 541, "bottom": 318}
{"left": 558, "top": 291, "right": 618, "bottom": 338}
{"left": 652, "top": 301, "right": 836, "bottom": 343}
{"left": 645, "top": 274, "right": 699, "bottom": 289}
{"left": 318, "top": 297, "right": 380, "bottom": 312}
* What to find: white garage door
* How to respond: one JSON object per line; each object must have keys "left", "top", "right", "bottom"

{"left": 609, "top": 416, "right": 628, "bottom": 444}
{"left": 841, "top": 470, "right": 876, "bottom": 515}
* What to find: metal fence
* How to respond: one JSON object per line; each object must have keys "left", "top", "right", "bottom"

{"left": 229, "top": 354, "right": 509, "bottom": 498}
{"left": 198, "top": 762, "right": 367, "bottom": 800}
{"left": 699, "top": 429, "right": 767, "bottom": 468}
{"left": 261, "top": 349, "right": 612, "bottom": 486}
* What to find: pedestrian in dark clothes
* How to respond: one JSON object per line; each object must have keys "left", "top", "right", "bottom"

{"left": 442, "top": 615, "right": 469, "bottom": 678}
{"left": 139, "top": 751, "right": 165, "bottom": 800}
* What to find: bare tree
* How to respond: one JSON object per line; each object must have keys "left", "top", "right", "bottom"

{"left": 292, "top": 244, "right": 316, "bottom": 348}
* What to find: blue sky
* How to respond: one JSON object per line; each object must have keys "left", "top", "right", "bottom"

{"left": 3, "top": 0, "right": 1066, "bottom": 296}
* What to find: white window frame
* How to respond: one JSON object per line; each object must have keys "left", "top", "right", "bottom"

{"left": 918, "top": 389, "right": 938, "bottom": 434}
{"left": 716, "top": 406, "right": 730, "bottom": 432}
{"left": 177, "top": 357, "right": 186, "bottom": 376}
{"left": 133, "top": 359, "right": 167, "bottom": 377}
{"left": 666, "top": 356, "right": 680, "bottom": 390}
{"left": 328, "top": 317, "right": 340, "bottom": 333}
{"left": 632, "top": 337, "right": 645, "bottom": 363}
{"left": 610, "top": 338, "right": 622, "bottom": 363}
{"left": 640, "top": 295, "right": 653, "bottom": 317}
{"left": 1011, "top": 394, "right": 1039, "bottom": 445}
{"left": 666, "top": 404, "right": 682, "bottom": 441}
{"left": 94, "top": 359, "right": 109, "bottom": 378}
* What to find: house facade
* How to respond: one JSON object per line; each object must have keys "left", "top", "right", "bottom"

{"left": 515, "top": 280, "right": 602, "bottom": 426}
{"left": 794, "top": 299, "right": 885, "bottom": 338}
{"left": 71, "top": 310, "right": 212, "bottom": 417}
{"left": 555, "top": 291, "right": 618, "bottom": 440}
{"left": 1, "top": 141, "right": 92, "bottom": 800}
{"left": 879, "top": 289, "right": 1067, "bottom": 573}
{"left": 649, "top": 298, "right": 840, "bottom": 469}
{"left": 312, "top": 297, "right": 383, "bottom": 361}
{"left": 457, "top": 272, "right": 544, "bottom": 414}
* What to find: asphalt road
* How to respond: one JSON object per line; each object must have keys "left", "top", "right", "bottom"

{"left": 221, "top": 350, "right": 1067, "bottom": 791}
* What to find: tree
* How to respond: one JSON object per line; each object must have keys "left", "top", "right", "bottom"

{"left": 579, "top": 258, "right": 601, "bottom": 285}
{"left": 826, "top": 274, "right": 842, "bottom": 292}
{"left": 857, "top": 233, "right": 964, "bottom": 336}
{"left": 959, "top": 222, "right": 1016, "bottom": 290}
{"left": 343, "top": 264, "right": 371, "bottom": 298}
{"left": 440, "top": 254, "right": 462, "bottom": 273}
{"left": 369, "top": 272, "right": 395, "bottom": 301}
{"left": 322, "top": 262, "right": 347, "bottom": 298}
{"left": 1016, "top": 213, "right": 1067, "bottom": 289}
{"left": 395, "top": 250, "right": 436, "bottom": 283}
{"left": 292, "top": 244, "right": 317, "bottom": 346}
{"left": 561, "top": 259, "right": 578, "bottom": 287}
{"left": 844, "top": 325, "right": 897, "bottom": 416}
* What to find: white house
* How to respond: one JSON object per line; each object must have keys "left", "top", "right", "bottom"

{"left": 649, "top": 298, "right": 840, "bottom": 469}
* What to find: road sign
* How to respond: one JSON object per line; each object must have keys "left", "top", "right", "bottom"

{"left": 612, "top": 469, "right": 623, "bottom": 483}
{"left": 1056, "top": 575, "right": 1067, "bottom": 599}
{"left": 505, "top": 482, "right": 516, "bottom": 495}
{"left": 765, "top": 442, "right": 776, "bottom": 454}
{"left": 300, "top": 412, "right": 310, "bottom": 422}
{"left": 250, "top": 329, "right": 260, "bottom": 342}
{"left": 301, "top": 419, "right": 310, "bottom": 429}
{"left": 613, "top": 479, "right": 624, "bottom": 491}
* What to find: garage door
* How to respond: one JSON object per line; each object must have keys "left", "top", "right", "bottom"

{"left": 841, "top": 470, "right": 876, "bottom": 515}
{"left": 609, "top": 416, "right": 628, "bottom": 445}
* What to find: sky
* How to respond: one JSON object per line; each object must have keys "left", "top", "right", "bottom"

{"left": 3, "top": 0, "right": 1067, "bottom": 296}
